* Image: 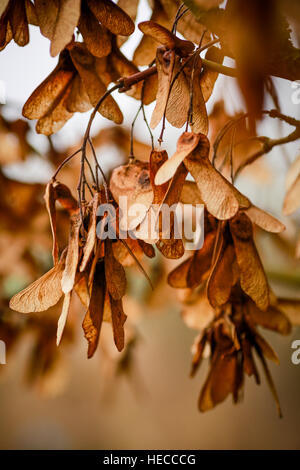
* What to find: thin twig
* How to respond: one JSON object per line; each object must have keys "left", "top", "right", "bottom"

{"left": 234, "top": 111, "right": 300, "bottom": 180}
{"left": 52, "top": 148, "right": 82, "bottom": 180}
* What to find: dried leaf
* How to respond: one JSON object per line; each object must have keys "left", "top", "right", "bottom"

{"left": 247, "top": 300, "right": 291, "bottom": 335}
{"left": 9, "top": 253, "right": 65, "bottom": 313}
{"left": 133, "top": 2, "right": 171, "bottom": 66}
{"left": 70, "top": 43, "right": 123, "bottom": 124}
{"left": 200, "top": 46, "right": 224, "bottom": 102}
{"left": 245, "top": 205, "right": 285, "bottom": 233}
{"left": 190, "top": 332, "right": 207, "bottom": 377}
{"left": 25, "top": 0, "right": 38, "bottom": 26}
{"left": 61, "top": 212, "right": 81, "bottom": 294}
{"left": 155, "top": 133, "right": 200, "bottom": 185}
{"left": 241, "top": 337, "right": 260, "bottom": 383}
{"left": 87, "top": 0, "right": 134, "bottom": 36}
{"left": 82, "top": 263, "right": 105, "bottom": 358}
{"left": 184, "top": 135, "right": 247, "bottom": 220}
{"left": 137, "top": 239, "right": 156, "bottom": 258}
{"left": 51, "top": 0, "right": 80, "bottom": 57}
{"left": 44, "top": 181, "right": 58, "bottom": 264}
{"left": 35, "top": 0, "right": 59, "bottom": 40}
{"left": 150, "top": 47, "right": 175, "bottom": 130}
{"left": 74, "top": 273, "right": 90, "bottom": 308}
{"left": 66, "top": 74, "right": 92, "bottom": 113}
{"left": 52, "top": 181, "right": 78, "bottom": 215}
{"left": 105, "top": 240, "right": 127, "bottom": 301}
{"left": 80, "top": 194, "right": 99, "bottom": 272}
{"left": 138, "top": 21, "right": 194, "bottom": 57}
{"left": 230, "top": 212, "right": 269, "bottom": 311}
{"left": 78, "top": 3, "right": 111, "bottom": 58}
{"left": 189, "top": 58, "right": 208, "bottom": 134}
{"left": 36, "top": 79, "right": 73, "bottom": 135}
{"left": 207, "top": 240, "right": 236, "bottom": 308}
{"left": 179, "top": 181, "right": 203, "bottom": 205}
{"left": 199, "top": 351, "right": 237, "bottom": 412}
{"left": 109, "top": 294, "right": 127, "bottom": 351}
{"left": 165, "top": 57, "right": 190, "bottom": 128}
{"left": 0, "top": 17, "right": 12, "bottom": 50}
{"left": 277, "top": 298, "right": 300, "bottom": 325}
{"left": 149, "top": 149, "right": 169, "bottom": 204}
{"left": 143, "top": 72, "right": 158, "bottom": 105}
{"left": 23, "top": 51, "right": 75, "bottom": 120}
{"left": 168, "top": 256, "right": 192, "bottom": 288}
{"left": 0, "top": 0, "right": 9, "bottom": 18}
{"left": 187, "top": 230, "right": 216, "bottom": 288}
{"left": 36, "top": 0, "right": 80, "bottom": 56}
{"left": 156, "top": 237, "right": 185, "bottom": 259}
{"left": 8, "top": 0, "right": 29, "bottom": 46}
{"left": 110, "top": 160, "right": 153, "bottom": 231}
{"left": 117, "top": 0, "right": 139, "bottom": 47}
{"left": 56, "top": 291, "right": 71, "bottom": 346}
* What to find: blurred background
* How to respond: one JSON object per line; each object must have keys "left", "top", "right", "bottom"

{"left": 0, "top": 0, "right": 300, "bottom": 450}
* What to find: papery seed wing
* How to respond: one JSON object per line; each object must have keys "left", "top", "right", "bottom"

{"left": 82, "top": 263, "right": 105, "bottom": 358}
{"left": 241, "top": 337, "right": 260, "bottom": 383}
{"left": 109, "top": 294, "right": 127, "bottom": 351}
{"left": 150, "top": 47, "right": 175, "bottom": 130}
{"left": 8, "top": 0, "right": 29, "bottom": 46}
{"left": 149, "top": 149, "right": 169, "bottom": 204}
{"left": 35, "top": 0, "right": 59, "bottom": 40}
{"left": 9, "top": 252, "right": 66, "bottom": 313}
{"left": 207, "top": 241, "right": 236, "bottom": 308}
{"left": 165, "top": 57, "right": 190, "bottom": 129}
{"left": 138, "top": 21, "right": 194, "bottom": 56}
{"left": 188, "top": 230, "right": 216, "bottom": 288}
{"left": 50, "top": 0, "right": 81, "bottom": 57}
{"left": 23, "top": 51, "right": 75, "bottom": 120}
{"left": 66, "top": 74, "right": 92, "bottom": 113}
{"left": 70, "top": 43, "right": 123, "bottom": 124}
{"left": 230, "top": 212, "right": 269, "bottom": 311}
{"left": 56, "top": 291, "right": 72, "bottom": 345}
{"left": 87, "top": 0, "right": 134, "bottom": 36}
{"left": 245, "top": 205, "right": 285, "bottom": 233}
{"left": 189, "top": 59, "right": 208, "bottom": 135}
{"left": 184, "top": 149, "right": 240, "bottom": 220}
{"left": 44, "top": 181, "right": 59, "bottom": 264}
{"left": 155, "top": 132, "right": 200, "bottom": 185}
{"left": 200, "top": 46, "right": 224, "bottom": 102}
{"left": 80, "top": 193, "right": 99, "bottom": 272}
{"left": 36, "top": 79, "right": 73, "bottom": 135}
{"left": 167, "top": 256, "right": 193, "bottom": 288}
{"left": 53, "top": 181, "right": 78, "bottom": 216}
{"left": 78, "top": 3, "right": 111, "bottom": 58}
{"left": 278, "top": 298, "right": 300, "bottom": 325}
{"left": 105, "top": 240, "right": 127, "bottom": 300}
{"left": 61, "top": 212, "right": 81, "bottom": 294}
{"left": 190, "top": 332, "right": 207, "bottom": 377}
{"left": 74, "top": 272, "right": 90, "bottom": 308}
{"left": 247, "top": 300, "right": 291, "bottom": 335}
{"left": 133, "top": 3, "right": 171, "bottom": 66}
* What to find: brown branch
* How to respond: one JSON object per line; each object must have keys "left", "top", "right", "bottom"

{"left": 234, "top": 111, "right": 300, "bottom": 179}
